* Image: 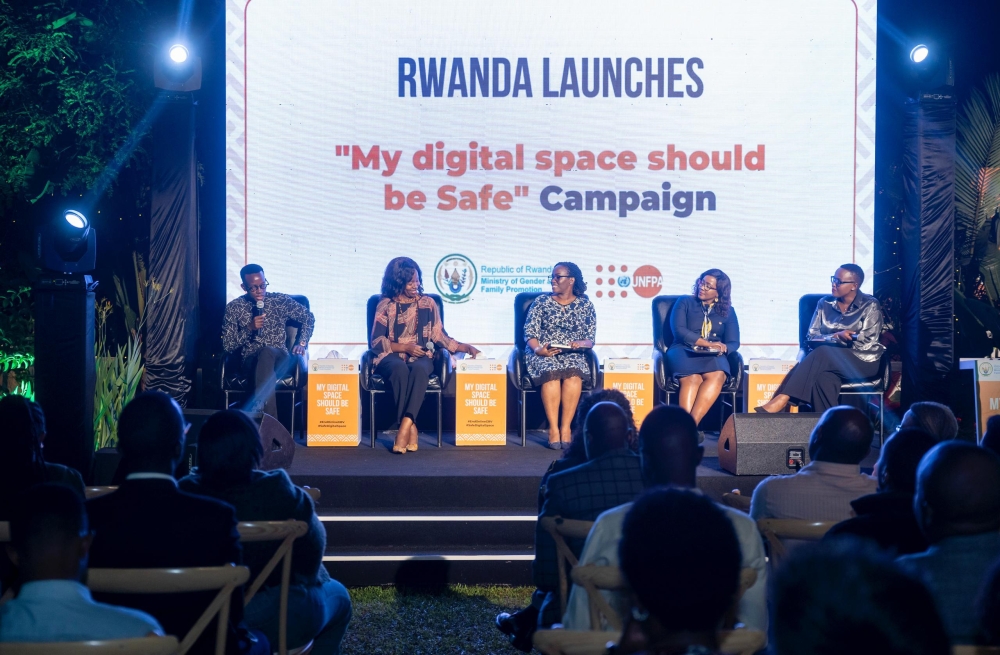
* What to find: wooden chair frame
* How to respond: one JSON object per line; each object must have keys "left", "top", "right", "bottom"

{"left": 568, "top": 565, "right": 757, "bottom": 634}
{"left": 539, "top": 516, "right": 595, "bottom": 617}
{"left": 237, "top": 520, "right": 309, "bottom": 655}
{"left": 756, "top": 518, "right": 837, "bottom": 566}
{"left": 84, "top": 486, "right": 118, "bottom": 500}
{"left": 533, "top": 628, "right": 765, "bottom": 655}
{"left": 0, "top": 636, "right": 180, "bottom": 655}
{"left": 86, "top": 565, "right": 249, "bottom": 655}
{"left": 301, "top": 487, "right": 321, "bottom": 504}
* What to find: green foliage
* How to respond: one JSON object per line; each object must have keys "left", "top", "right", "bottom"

{"left": 0, "top": 0, "right": 153, "bottom": 203}
{"left": 93, "top": 252, "right": 171, "bottom": 450}
{"left": 0, "top": 285, "right": 34, "bottom": 397}
{"left": 956, "top": 73, "right": 1000, "bottom": 279}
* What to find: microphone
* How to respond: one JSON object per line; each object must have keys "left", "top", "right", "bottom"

{"left": 253, "top": 300, "right": 264, "bottom": 335}
{"left": 425, "top": 341, "right": 435, "bottom": 357}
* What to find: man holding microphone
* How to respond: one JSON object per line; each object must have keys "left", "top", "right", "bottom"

{"left": 222, "top": 264, "right": 315, "bottom": 418}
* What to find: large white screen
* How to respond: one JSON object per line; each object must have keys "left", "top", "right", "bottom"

{"left": 226, "top": 0, "right": 876, "bottom": 359}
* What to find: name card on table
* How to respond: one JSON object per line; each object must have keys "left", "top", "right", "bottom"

{"left": 603, "top": 359, "right": 654, "bottom": 429}
{"left": 744, "top": 359, "right": 797, "bottom": 412}
{"left": 960, "top": 358, "right": 1000, "bottom": 442}
{"left": 306, "top": 359, "right": 360, "bottom": 446}
{"left": 455, "top": 359, "right": 508, "bottom": 446}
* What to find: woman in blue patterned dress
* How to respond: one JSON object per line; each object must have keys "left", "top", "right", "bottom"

{"left": 523, "top": 262, "right": 597, "bottom": 449}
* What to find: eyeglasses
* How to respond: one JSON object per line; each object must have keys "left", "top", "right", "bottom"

{"left": 830, "top": 277, "right": 856, "bottom": 287}
{"left": 245, "top": 282, "right": 269, "bottom": 292}
{"left": 551, "top": 275, "right": 571, "bottom": 281}
{"left": 697, "top": 280, "right": 717, "bottom": 291}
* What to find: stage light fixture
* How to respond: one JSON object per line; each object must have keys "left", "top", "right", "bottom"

{"left": 37, "top": 209, "right": 97, "bottom": 273}
{"left": 910, "top": 44, "right": 929, "bottom": 63}
{"left": 168, "top": 44, "right": 189, "bottom": 64}
{"left": 154, "top": 42, "right": 201, "bottom": 91}
{"left": 64, "top": 209, "right": 88, "bottom": 230}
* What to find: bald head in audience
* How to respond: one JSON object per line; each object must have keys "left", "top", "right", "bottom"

{"left": 583, "top": 401, "right": 633, "bottom": 459}
{"left": 809, "top": 406, "right": 873, "bottom": 465}
{"left": 900, "top": 402, "right": 959, "bottom": 442}
{"left": 915, "top": 442, "right": 1000, "bottom": 543}
{"left": 637, "top": 405, "right": 702, "bottom": 488}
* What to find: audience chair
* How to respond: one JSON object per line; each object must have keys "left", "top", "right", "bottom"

{"left": 360, "top": 294, "right": 450, "bottom": 448}
{"left": 84, "top": 486, "right": 118, "bottom": 500}
{"left": 569, "top": 565, "right": 627, "bottom": 632}
{"left": 86, "top": 564, "right": 249, "bottom": 655}
{"left": 539, "top": 516, "right": 595, "bottom": 616}
{"left": 533, "top": 629, "right": 765, "bottom": 655}
{"left": 953, "top": 648, "right": 1000, "bottom": 655}
{"left": 756, "top": 518, "right": 837, "bottom": 567}
{"left": 507, "top": 292, "right": 600, "bottom": 446}
{"left": 237, "top": 521, "right": 309, "bottom": 655}
{"left": 221, "top": 295, "right": 311, "bottom": 435}
{"left": 652, "top": 296, "right": 744, "bottom": 424}
{"left": 798, "top": 293, "right": 889, "bottom": 442}
{"left": 0, "top": 636, "right": 180, "bottom": 654}
{"left": 301, "top": 486, "right": 321, "bottom": 504}
{"left": 721, "top": 492, "right": 751, "bottom": 513}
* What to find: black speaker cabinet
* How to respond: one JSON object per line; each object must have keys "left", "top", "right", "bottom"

{"left": 181, "top": 409, "right": 295, "bottom": 473}
{"left": 718, "top": 413, "right": 821, "bottom": 475}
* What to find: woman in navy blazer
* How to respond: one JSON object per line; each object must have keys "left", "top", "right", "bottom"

{"left": 666, "top": 269, "right": 740, "bottom": 426}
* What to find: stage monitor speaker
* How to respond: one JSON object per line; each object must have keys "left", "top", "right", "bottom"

{"left": 179, "top": 409, "right": 295, "bottom": 475}
{"left": 718, "top": 413, "right": 821, "bottom": 476}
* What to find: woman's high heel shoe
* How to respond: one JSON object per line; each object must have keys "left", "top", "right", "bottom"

{"left": 392, "top": 443, "right": 407, "bottom": 454}
{"left": 406, "top": 443, "right": 418, "bottom": 452}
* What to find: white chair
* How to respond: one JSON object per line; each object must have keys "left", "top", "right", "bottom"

{"left": 0, "top": 636, "right": 179, "bottom": 655}
{"left": 237, "top": 521, "right": 311, "bottom": 655}
{"left": 756, "top": 519, "right": 837, "bottom": 567}
{"left": 87, "top": 565, "right": 249, "bottom": 655}
{"left": 538, "top": 516, "right": 595, "bottom": 616}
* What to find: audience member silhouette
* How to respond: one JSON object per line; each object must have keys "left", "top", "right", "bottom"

{"left": 180, "top": 410, "right": 352, "bottom": 653}
{"left": 897, "top": 441, "right": 1000, "bottom": 644}
{"left": 0, "top": 483, "right": 163, "bottom": 642}
{"left": 750, "top": 406, "right": 876, "bottom": 521}
{"left": 497, "top": 402, "right": 643, "bottom": 651}
{"left": 825, "top": 428, "right": 937, "bottom": 554}
{"left": 615, "top": 488, "right": 742, "bottom": 655}
{"left": 0, "top": 395, "right": 84, "bottom": 518}
{"left": 772, "top": 538, "right": 948, "bottom": 655}
{"left": 563, "top": 404, "right": 767, "bottom": 635}
{"left": 0, "top": 395, "right": 84, "bottom": 593}
{"left": 86, "top": 391, "right": 269, "bottom": 655}
{"left": 976, "top": 556, "right": 1000, "bottom": 646}
{"left": 899, "top": 401, "right": 959, "bottom": 441}
{"left": 536, "top": 388, "right": 637, "bottom": 513}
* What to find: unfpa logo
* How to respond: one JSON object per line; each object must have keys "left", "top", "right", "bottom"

{"left": 593, "top": 264, "right": 662, "bottom": 299}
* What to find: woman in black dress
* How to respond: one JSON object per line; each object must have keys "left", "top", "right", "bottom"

{"left": 756, "top": 264, "right": 883, "bottom": 413}
{"left": 666, "top": 269, "right": 740, "bottom": 426}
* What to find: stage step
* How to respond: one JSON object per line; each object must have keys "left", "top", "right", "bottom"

{"left": 320, "top": 510, "right": 538, "bottom": 585}
{"left": 322, "top": 547, "right": 534, "bottom": 587}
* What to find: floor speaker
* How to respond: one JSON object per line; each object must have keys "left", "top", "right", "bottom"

{"left": 181, "top": 409, "right": 295, "bottom": 473}
{"left": 718, "top": 413, "right": 820, "bottom": 475}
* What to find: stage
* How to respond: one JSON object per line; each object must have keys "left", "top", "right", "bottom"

{"left": 292, "top": 429, "right": 770, "bottom": 586}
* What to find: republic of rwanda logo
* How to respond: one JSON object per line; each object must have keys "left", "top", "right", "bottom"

{"left": 435, "top": 254, "right": 477, "bottom": 303}
{"left": 981, "top": 362, "right": 994, "bottom": 377}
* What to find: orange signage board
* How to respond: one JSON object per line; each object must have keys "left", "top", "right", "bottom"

{"left": 455, "top": 359, "right": 507, "bottom": 446}
{"left": 963, "top": 359, "right": 1000, "bottom": 442}
{"left": 306, "top": 359, "right": 361, "bottom": 446}
{"left": 603, "top": 359, "right": 654, "bottom": 429}
{"left": 744, "top": 359, "right": 797, "bottom": 412}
